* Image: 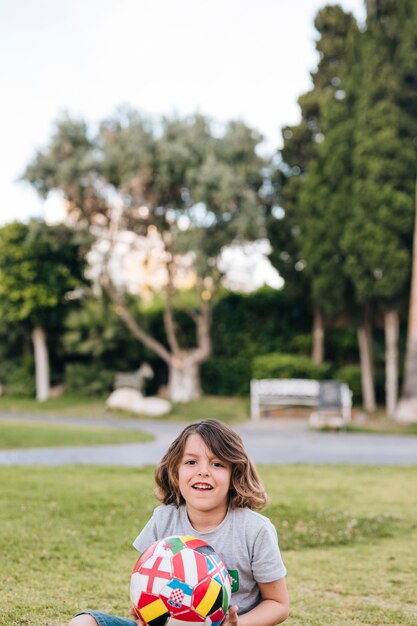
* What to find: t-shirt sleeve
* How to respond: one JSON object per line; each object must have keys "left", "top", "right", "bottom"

{"left": 250, "top": 520, "right": 287, "bottom": 583}
{"left": 132, "top": 509, "right": 159, "bottom": 554}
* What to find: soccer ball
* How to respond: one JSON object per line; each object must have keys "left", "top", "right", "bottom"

{"left": 130, "top": 535, "right": 232, "bottom": 626}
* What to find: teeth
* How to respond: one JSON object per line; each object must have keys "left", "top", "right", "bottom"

{"left": 193, "top": 484, "right": 212, "bottom": 489}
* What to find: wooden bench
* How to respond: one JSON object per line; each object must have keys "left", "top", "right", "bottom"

{"left": 250, "top": 378, "right": 352, "bottom": 427}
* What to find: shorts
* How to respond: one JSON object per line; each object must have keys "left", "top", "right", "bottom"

{"left": 75, "top": 611, "right": 137, "bottom": 626}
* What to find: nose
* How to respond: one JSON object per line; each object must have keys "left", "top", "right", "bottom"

{"left": 198, "top": 463, "right": 210, "bottom": 476}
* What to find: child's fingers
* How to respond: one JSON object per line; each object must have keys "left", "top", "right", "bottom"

{"left": 224, "top": 605, "right": 239, "bottom": 625}
{"left": 129, "top": 607, "right": 145, "bottom": 625}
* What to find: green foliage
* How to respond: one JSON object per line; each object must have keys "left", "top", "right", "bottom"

{"left": 23, "top": 115, "right": 105, "bottom": 218}
{"left": 325, "top": 327, "right": 359, "bottom": 361}
{"left": 65, "top": 362, "right": 115, "bottom": 397}
{"left": 287, "top": 333, "right": 312, "bottom": 354}
{"left": 268, "top": 6, "right": 359, "bottom": 309}
{"left": 63, "top": 295, "right": 173, "bottom": 395}
{"left": 341, "top": 21, "right": 416, "bottom": 307}
{"left": 64, "top": 296, "right": 150, "bottom": 366}
{"left": 252, "top": 352, "right": 331, "bottom": 380}
{"left": 202, "top": 355, "right": 252, "bottom": 396}
{"left": 0, "top": 357, "right": 36, "bottom": 397}
{"left": 0, "top": 220, "right": 89, "bottom": 326}
{"left": 0, "top": 219, "right": 90, "bottom": 396}
{"left": 23, "top": 110, "right": 272, "bottom": 399}
{"left": 202, "top": 288, "right": 312, "bottom": 395}
{"left": 334, "top": 364, "right": 362, "bottom": 403}
{"left": 59, "top": 287, "right": 389, "bottom": 401}
{"left": 23, "top": 108, "right": 268, "bottom": 311}
{"left": 296, "top": 11, "right": 361, "bottom": 320}
{"left": 268, "top": 1, "right": 417, "bottom": 413}
{"left": 0, "top": 281, "right": 390, "bottom": 402}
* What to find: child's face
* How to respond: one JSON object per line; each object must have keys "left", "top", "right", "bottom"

{"left": 178, "top": 433, "right": 232, "bottom": 517}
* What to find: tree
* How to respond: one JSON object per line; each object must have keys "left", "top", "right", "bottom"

{"left": 24, "top": 110, "right": 267, "bottom": 402}
{"left": 298, "top": 9, "right": 360, "bottom": 356}
{"left": 269, "top": 5, "right": 359, "bottom": 364}
{"left": 393, "top": 0, "right": 417, "bottom": 421}
{"left": 343, "top": 0, "right": 417, "bottom": 415}
{"left": 0, "top": 220, "right": 88, "bottom": 400}
{"left": 396, "top": 184, "right": 417, "bottom": 421}
{"left": 284, "top": 0, "right": 417, "bottom": 415}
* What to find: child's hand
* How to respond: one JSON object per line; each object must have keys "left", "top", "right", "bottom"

{"left": 129, "top": 605, "right": 239, "bottom": 626}
{"left": 129, "top": 606, "right": 145, "bottom": 625}
{"left": 222, "top": 605, "right": 239, "bottom": 625}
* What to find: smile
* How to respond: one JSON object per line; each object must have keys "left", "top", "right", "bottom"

{"left": 192, "top": 483, "right": 213, "bottom": 490}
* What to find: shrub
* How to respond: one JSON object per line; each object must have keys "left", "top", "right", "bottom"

{"left": 65, "top": 362, "right": 114, "bottom": 397}
{"left": 334, "top": 364, "right": 362, "bottom": 404}
{"left": 252, "top": 353, "right": 331, "bottom": 380}
{"left": 0, "top": 357, "right": 36, "bottom": 397}
{"left": 287, "top": 333, "right": 312, "bottom": 354}
{"left": 203, "top": 288, "right": 312, "bottom": 395}
{"left": 202, "top": 355, "right": 252, "bottom": 396}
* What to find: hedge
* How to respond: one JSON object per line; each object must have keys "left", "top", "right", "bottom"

{"left": 252, "top": 353, "right": 332, "bottom": 380}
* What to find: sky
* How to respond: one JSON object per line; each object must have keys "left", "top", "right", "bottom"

{"left": 1, "top": 0, "right": 366, "bottom": 227}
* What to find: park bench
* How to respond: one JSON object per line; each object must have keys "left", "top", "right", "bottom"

{"left": 250, "top": 378, "right": 352, "bottom": 428}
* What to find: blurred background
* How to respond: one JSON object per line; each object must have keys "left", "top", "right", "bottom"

{"left": 1, "top": 0, "right": 417, "bottom": 425}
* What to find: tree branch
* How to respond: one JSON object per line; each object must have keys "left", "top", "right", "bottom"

{"left": 191, "top": 301, "right": 212, "bottom": 364}
{"left": 163, "top": 257, "right": 181, "bottom": 355}
{"left": 102, "top": 276, "right": 172, "bottom": 365}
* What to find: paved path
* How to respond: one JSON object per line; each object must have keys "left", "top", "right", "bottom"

{"left": 0, "top": 412, "right": 416, "bottom": 466}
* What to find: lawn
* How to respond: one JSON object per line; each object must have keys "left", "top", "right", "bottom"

{"left": 1, "top": 465, "right": 416, "bottom": 626}
{"left": 2, "top": 394, "right": 417, "bottom": 436}
{"left": 0, "top": 394, "right": 250, "bottom": 424}
{"left": 346, "top": 414, "right": 417, "bottom": 436}
{"left": 0, "top": 419, "right": 153, "bottom": 449}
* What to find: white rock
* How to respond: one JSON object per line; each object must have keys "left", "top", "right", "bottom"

{"left": 106, "top": 387, "right": 171, "bottom": 416}
{"left": 395, "top": 398, "right": 417, "bottom": 423}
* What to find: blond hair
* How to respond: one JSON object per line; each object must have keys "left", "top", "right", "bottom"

{"left": 154, "top": 419, "right": 269, "bottom": 510}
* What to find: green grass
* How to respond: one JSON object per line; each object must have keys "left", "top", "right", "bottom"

{"left": 0, "top": 394, "right": 121, "bottom": 418}
{"left": 0, "top": 419, "right": 153, "bottom": 449}
{"left": 347, "top": 416, "right": 417, "bottom": 436}
{"left": 167, "top": 395, "right": 250, "bottom": 424}
{"left": 0, "top": 465, "right": 416, "bottom": 625}
{"left": 0, "top": 394, "right": 250, "bottom": 424}
{"left": 2, "top": 393, "right": 417, "bottom": 435}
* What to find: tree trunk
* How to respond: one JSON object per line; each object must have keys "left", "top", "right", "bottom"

{"left": 32, "top": 326, "right": 50, "bottom": 402}
{"left": 396, "top": 179, "right": 417, "bottom": 422}
{"left": 357, "top": 310, "right": 376, "bottom": 413}
{"left": 311, "top": 307, "right": 324, "bottom": 364}
{"left": 168, "top": 355, "right": 202, "bottom": 402}
{"left": 384, "top": 308, "right": 399, "bottom": 418}
{"left": 365, "top": 0, "right": 378, "bottom": 19}
{"left": 103, "top": 277, "right": 212, "bottom": 403}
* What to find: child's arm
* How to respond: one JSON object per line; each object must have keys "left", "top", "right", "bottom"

{"left": 223, "top": 578, "right": 290, "bottom": 626}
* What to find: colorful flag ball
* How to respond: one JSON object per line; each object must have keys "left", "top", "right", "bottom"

{"left": 131, "top": 535, "right": 232, "bottom": 626}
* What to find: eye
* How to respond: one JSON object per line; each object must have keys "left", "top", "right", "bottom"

{"left": 185, "top": 459, "right": 196, "bottom": 465}
{"left": 212, "top": 461, "right": 224, "bottom": 468}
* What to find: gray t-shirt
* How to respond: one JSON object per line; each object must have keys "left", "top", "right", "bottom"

{"left": 133, "top": 505, "right": 286, "bottom": 615}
